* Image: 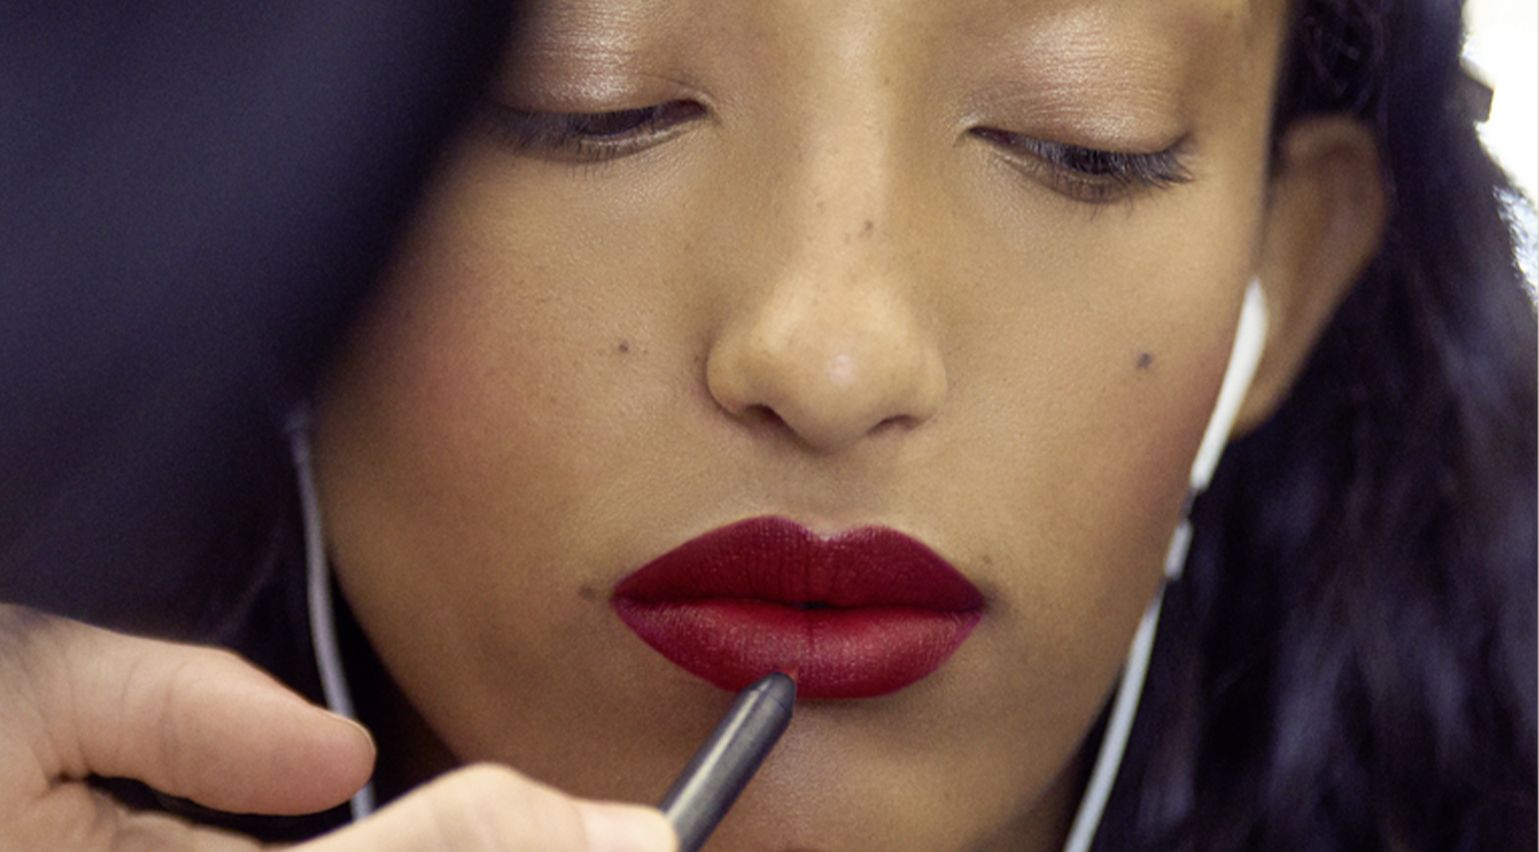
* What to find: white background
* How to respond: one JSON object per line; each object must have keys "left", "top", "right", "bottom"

{"left": 1465, "top": 0, "right": 1537, "bottom": 285}
{"left": 1466, "top": 0, "right": 1537, "bottom": 203}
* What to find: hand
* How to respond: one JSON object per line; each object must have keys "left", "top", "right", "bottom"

{"left": 0, "top": 604, "right": 675, "bottom": 851}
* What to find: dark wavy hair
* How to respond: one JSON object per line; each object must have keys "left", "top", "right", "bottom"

{"left": 1099, "top": 0, "right": 1538, "bottom": 849}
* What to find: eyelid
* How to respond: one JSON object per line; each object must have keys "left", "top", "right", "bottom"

{"left": 476, "top": 99, "right": 707, "bottom": 162}
{"left": 493, "top": 55, "right": 710, "bottom": 116}
{"left": 969, "top": 126, "right": 1193, "bottom": 203}
{"left": 478, "top": 95, "right": 1193, "bottom": 204}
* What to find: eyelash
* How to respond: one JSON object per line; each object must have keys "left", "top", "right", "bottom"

{"left": 969, "top": 127, "right": 1192, "bottom": 204}
{"left": 477, "top": 100, "right": 1192, "bottom": 204}
{"left": 477, "top": 100, "right": 706, "bottom": 162}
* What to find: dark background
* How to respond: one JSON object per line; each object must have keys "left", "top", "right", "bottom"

{"left": 0, "top": 3, "right": 511, "bottom": 635}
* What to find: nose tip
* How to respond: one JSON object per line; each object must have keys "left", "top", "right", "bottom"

{"left": 705, "top": 290, "right": 947, "bottom": 453}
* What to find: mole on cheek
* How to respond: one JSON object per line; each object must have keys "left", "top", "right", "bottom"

{"left": 616, "top": 340, "right": 631, "bottom": 355}
{"left": 1136, "top": 352, "right": 1155, "bottom": 370}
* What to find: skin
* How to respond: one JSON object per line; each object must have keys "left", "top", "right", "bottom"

{"left": 312, "top": 0, "right": 1386, "bottom": 850}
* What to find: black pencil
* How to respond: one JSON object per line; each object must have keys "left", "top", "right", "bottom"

{"left": 659, "top": 673, "right": 797, "bottom": 851}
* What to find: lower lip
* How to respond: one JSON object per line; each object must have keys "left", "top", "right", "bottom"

{"left": 612, "top": 599, "right": 983, "bottom": 699}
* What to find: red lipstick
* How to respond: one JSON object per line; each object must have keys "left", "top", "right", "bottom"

{"left": 612, "top": 516, "right": 984, "bottom": 699}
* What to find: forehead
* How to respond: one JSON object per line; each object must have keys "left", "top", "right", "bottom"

{"left": 506, "top": 0, "right": 1280, "bottom": 57}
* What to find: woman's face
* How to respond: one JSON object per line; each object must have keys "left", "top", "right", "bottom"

{"left": 315, "top": 1, "right": 1291, "bottom": 849}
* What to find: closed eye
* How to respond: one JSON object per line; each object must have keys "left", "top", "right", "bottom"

{"left": 970, "top": 127, "right": 1193, "bottom": 204}
{"left": 478, "top": 100, "right": 707, "bottom": 162}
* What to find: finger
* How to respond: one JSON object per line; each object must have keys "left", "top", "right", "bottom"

{"left": 297, "top": 764, "right": 676, "bottom": 852}
{"left": 5, "top": 606, "right": 374, "bottom": 816}
{"left": 13, "top": 781, "right": 264, "bottom": 852}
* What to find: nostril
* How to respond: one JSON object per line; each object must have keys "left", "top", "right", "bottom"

{"left": 704, "top": 305, "right": 948, "bottom": 451}
{"left": 743, "top": 404, "right": 787, "bottom": 430}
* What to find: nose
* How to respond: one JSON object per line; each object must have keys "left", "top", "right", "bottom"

{"left": 705, "top": 250, "right": 947, "bottom": 454}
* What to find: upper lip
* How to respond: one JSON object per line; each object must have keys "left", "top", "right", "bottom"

{"left": 612, "top": 516, "right": 984, "bottom": 611}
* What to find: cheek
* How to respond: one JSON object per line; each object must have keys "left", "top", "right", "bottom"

{"left": 924, "top": 161, "right": 1262, "bottom": 736}
{"left": 318, "top": 165, "right": 685, "bottom": 540}
{"left": 308, "top": 147, "right": 742, "bottom": 761}
{"left": 307, "top": 177, "right": 635, "bottom": 679}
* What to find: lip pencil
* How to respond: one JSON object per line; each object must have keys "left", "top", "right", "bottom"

{"left": 659, "top": 672, "right": 797, "bottom": 851}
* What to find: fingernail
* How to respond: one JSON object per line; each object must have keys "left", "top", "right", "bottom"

{"left": 579, "top": 803, "right": 677, "bottom": 852}
{"left": 319, "top": 709, "right": 376, "bottom": 751}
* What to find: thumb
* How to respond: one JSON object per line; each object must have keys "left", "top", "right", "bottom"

{"left": 298, "top": 764, "right": 677, "bottom": 852}
{"left": 5, "top": 606, "right": 375, "bottom": 816}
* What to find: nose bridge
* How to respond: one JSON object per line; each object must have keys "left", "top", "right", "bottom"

{"left": 705, "top": 78, "right": 946, "bottom": 453}
{"left": 785, "top": 50, "right": 901, "bottom": 259}
{"left": 760, "top": 2, "right": 908, "bottom": 258}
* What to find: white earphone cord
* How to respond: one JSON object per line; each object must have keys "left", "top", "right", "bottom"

{"left": 287, "top": 408, "right": 378, "bottom": 821}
